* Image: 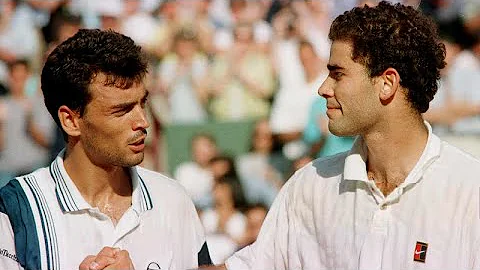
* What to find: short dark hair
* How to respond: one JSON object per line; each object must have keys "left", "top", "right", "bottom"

{"left": 329, "top": 1, "right": 446, "bottom": 113}
{"left": 41, "top": 29, "right": 148, "bottom": 139}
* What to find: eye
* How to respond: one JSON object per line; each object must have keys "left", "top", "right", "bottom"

{"left": 113, "top": 105, "right": 134, "bottom": 116}
{"left": 141, "top": 97, "right": 148, "bottom": 109}
{"left": 330, "top": 71, "right": 344, "bottom": 81}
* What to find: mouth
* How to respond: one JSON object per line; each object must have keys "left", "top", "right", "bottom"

{"left": 128, "top": 136, "right": 146, "bottom": 152}
{"left": 326, "top": 106, "right": 341, "bottom": 118}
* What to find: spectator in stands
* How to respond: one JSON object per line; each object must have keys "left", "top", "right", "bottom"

{"left": 0, "top": 60, "right": 54, "bottom": 187}
{"left": 0, "top": 0, "right": 43, "bottom": 83}
{"left": 235, "top": 118, "right": 284, "bottom": 207}
{"left": 187, "top": 0, "right": 216, "bottom": 56}
{"left": 175, "top": 133, "right": 217, "bottom": 209}
{"left": 121, "top": 0, "right": 158, "bottom": 52}
{"left": 269, "top": 39, "right": 328, "bottom": 159}
{"left": 208, "top": 22, "right": 275, "bottom": 121}
{"left": 209, "top": 154, "right": 239, "bottom": 182}
{"left": 237, "top": 203, "right": 268, "bottom": 248}
{"left": 233, "top": 0, "right": 273, "bottom": 52}
{"left": 157, "top": 27, "right": 209, "bottom": 124}
{"left": 151, "top": 0, "right": 181, "bottom": 60}
{"left": 201, "top": 177, "right": 247, "bottom": 264}
{"left": 424, "top": 36, "right": 480, "bottom": 158}
{"left": 269, "top": 4, "right": 306, "bottom": 140}
{"left": 292, "top": 0, "right": 332, "bottom": 60}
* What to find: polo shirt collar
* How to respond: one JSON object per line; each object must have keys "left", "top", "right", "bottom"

{"left": 49, "top": 149, "right": 153, "bottom": 213}
{"left": 343, "top": 121, "right": 441, "bottom": 186}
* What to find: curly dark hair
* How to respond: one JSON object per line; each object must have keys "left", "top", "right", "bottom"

{"left": 329, "top": 1, "right": 446, "bottom": 113}
{"left": 41, "top": 29, "right": 148, "bottom": 139}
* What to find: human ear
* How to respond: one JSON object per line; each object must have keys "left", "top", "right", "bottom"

{"left": 58, "top": 105, "right": 81, "bottom": 137}
{"left": 379, "top": 68, "right": 400, "bottom": 103}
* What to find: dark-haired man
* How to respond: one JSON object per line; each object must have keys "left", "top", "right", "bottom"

{"left": 223, "top": 1, "right": 480, "bottom": 269}
{"left": 0, "top": 29, "right": 212, "bottom": 270}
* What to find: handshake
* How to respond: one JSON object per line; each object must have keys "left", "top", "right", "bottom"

{"left": 79, "top": 247, "right": 134, "bottom": 270}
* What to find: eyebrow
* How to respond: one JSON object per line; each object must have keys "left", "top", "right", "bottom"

{"left": 111, "top": 90, "right": 149, "bottom": 110}
{"left": 327, "top": 64, "right": 345, "bottom": 71}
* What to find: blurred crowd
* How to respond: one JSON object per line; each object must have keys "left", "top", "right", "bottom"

{"left": 0, "top": 0, "right": 480, "bottom": 264}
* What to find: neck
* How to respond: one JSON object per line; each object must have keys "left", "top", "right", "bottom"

{"left": 63, "top": 144, "right": 132, "bottom": 206}
{"left": 363, "top": 114, "right": 428, "bottom": 195}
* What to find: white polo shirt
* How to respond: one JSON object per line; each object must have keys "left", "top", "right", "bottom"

{"left": 0, "top": 152, "right": 210, "bottom": 270}
{"left": 226, "top": 123, "right": 480, "bottom": 269}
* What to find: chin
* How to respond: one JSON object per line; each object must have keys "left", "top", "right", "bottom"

{"left": 329, "top": 122, "right": 356, "bottom": 137}
{"left": 131, "top": 154, "right": 145, "bottom": 166}
{"left": 120, "top": 153, "right": 145, "bottom": 167}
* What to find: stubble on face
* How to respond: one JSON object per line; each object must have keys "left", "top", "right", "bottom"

{"left": 79, "top": 75, "right": 148, "bottom": 168}
{"left": 324, "top": 41, "right": 381, "bottom": 137}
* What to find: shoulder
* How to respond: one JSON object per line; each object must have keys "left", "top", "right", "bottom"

{"left": 136, "top": 166, "right": 192, "bottom": 202}
{"left": 294, "top": 151, "right": 348, "bottom": 183}
{"left": 0, "top": 166, "right": 50, "bottom": 201}
{"left": 0, "top": 179, "right": 28, "bottom": 213}
{"left": 0, "top": 166, "right": 55, "bottom": 218}
{"left": 280, "top": 151, "right": 348, "bottom": 198}
{"left": 437, "top": 140, "right": 480, "bottom": 178}
{"left": 137, "top": 166, "right": 185, "bottom": 190}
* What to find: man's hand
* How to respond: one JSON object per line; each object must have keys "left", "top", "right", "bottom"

{"left": 79, "top": 247, "right": 134, "bottom": 270}
{"left": 104, "top": 250, "right": 134, "bottom": 270}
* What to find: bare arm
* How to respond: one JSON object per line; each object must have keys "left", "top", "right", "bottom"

{"left": 423, "top": 101, "right": 480, "bottom": 125}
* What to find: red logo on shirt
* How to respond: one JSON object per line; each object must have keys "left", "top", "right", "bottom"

{"left": 413, "top": 241, "right": 428, "bottom": 263}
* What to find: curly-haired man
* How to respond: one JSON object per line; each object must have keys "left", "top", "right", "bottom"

{"left": 0, "top": 29, "right": 212, "bottom": 270}
{"left": 221, "top": 2, "right": 480, "bottom": 269}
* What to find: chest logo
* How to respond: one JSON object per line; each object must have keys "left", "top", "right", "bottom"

{"left": 413, "top": 241, "right": 428, "bottom": 263}
{"left": 147, "top": 262, "right": 161, "bottom": 270}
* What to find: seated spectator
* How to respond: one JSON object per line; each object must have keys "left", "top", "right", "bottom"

{"left": 209, "top": 154, "right": 239, "bottom": 182}
{"left": 238, "top": 203, "right": 268, "bottom": 248}
{"left": 174, "top": 132, "right": 217, "bottom": 209}
{"left": 201, "top": 177, "right": 248, "bottom": 264}
{"left": 236, "top": 118, "right": 284, "bottom": 207}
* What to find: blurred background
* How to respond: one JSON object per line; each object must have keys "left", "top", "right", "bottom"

{"left": 0, "top": 0, "right": 479, "bottom": 264}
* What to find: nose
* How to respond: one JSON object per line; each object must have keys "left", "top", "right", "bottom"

{"left": 133, "top": 106, "right": 150, "bottom": 130}
{"left": 318, "top": 77, "right": 334, "bottom": 98}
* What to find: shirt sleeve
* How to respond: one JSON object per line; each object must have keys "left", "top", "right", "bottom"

{"left": 177, "top": 185, "right": 213, "bottom": 269}
{"left": 225, "top": 179, "right": 297, "bottom": 270}
{"left": 0, "top": 179, "right": 41, "bottom": 270}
